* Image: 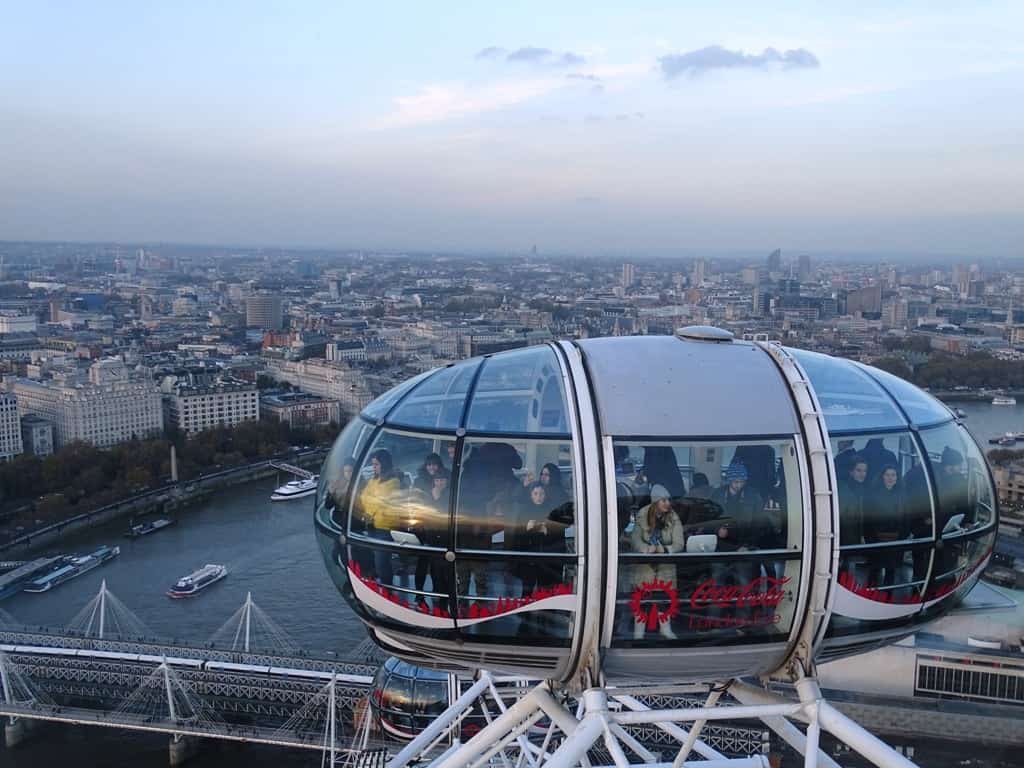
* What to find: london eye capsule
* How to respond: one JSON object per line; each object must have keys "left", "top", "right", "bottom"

{"left": 314, "top": 330, "right": 997, "bottom": 686}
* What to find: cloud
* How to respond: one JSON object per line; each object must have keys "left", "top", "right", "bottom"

{"left": 507, "top": 46, "right": 553, "bottom": 63}
{"left": 478, "top": 46, "right": 586, "bottom": 68}
{"left": 658, "top": 45, "right": 820, "bottom": 79}
{"left": 475, "top": 46, "right": 506, "bottom": 60}
{"left": 566, "top": 73, "right": 602, "bottom": 83}
{"left": 386, "top": 79, "right": 562, "bottom": 126}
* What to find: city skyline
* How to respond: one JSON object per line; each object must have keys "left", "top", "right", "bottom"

{"left": 1, "top": 2, "right": 1023, "bottom": 256}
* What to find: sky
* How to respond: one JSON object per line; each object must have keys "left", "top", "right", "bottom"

{"left": 1, "top": 1, "right": 1022, "bottom": 257}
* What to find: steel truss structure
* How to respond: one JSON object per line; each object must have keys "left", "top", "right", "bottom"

{"left": 389, "top": 673, "right": 917, "bottom": 768}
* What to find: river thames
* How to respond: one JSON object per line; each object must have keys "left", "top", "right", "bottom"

{"left": 2, "top": 403, "right": 1023, "bottom": 766}
{"left": 1, "top": 475, "right": 364, "bottom": 767}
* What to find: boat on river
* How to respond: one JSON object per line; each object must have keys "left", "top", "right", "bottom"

{"left": 23, "top": 546, "right": 120, "bottom": 593}
{"left": 125, "top": 517, "right": 176, "bottom": 538}
{"left": 992, "top": 395, "right": 1017, "bottom": 406}
{"left": 167, "top": 563, "right": 227, "bottom": 598}
{"left": 270, "top": 476, "right": 318, "bottom": 501}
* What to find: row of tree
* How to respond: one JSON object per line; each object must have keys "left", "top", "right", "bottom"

{"left": 873, "top": 351, "right": 1024, "bottom": 391}
{"left": 0, "top": 419, "right": 341, "bottom": 532}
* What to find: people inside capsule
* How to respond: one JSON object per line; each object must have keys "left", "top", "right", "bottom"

{"left": 357, "top": 448, "right": 403, "bottom": 585}
{"left": 508, "top": 482, "right": 567, "bottom": 599}
{"left": 410, "top": 458, "right": 450, "bottom": 606}
{"left": 414, "top": 453, "right": 448, "bottom": 494}
{"left": 629, "top": 484, "right": 684, "bottom": 639}
{"left": 456, "top": 442, "right": 523, "bottom": 605}
{"left": 710, "top": 462, "right": 764, "bottom": 550}
{"left": 838, "top": 454, "right": 868, "bottom": 546}
{"left": 863, "top": 464, "right": 908, "bottom": 586}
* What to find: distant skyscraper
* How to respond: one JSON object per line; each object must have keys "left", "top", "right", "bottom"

{"left": 621, "top": 263, "right": 635, "bottom": 288}
{"left": 767, "top": 249, "right": 782, "bottom": 273}
{"left": 692, "top": 259, "right": 706, "bottom": 286}
{"left": 798, "top": 254, "right": 812, "bottom": 281}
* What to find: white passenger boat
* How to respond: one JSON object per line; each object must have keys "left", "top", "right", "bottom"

{"left": 270, "top": 476, "right": 318, "bottom": 501}
{"left": 167, "top": 564, "right": 228, "bottom": 598}
{"left": 992, "top": 395, "right": 1017, "bottom": 406}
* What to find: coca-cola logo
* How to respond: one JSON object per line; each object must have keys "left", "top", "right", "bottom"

{"left": 690, "top": 576, "right": 791, "bottom": 610}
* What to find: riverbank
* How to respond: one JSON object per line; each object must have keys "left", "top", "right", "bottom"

{"left": 0, "top": 449, "right": 326, "bottom": 557}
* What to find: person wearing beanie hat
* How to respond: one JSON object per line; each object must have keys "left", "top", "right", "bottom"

{"left": 936, "top": 442, "right": 972, "bottom": 535}
{"left": 710, "top": 461, "right": 764, "bottom": 551}
{"left": 629, "top": 483, "right": 684, "bottom": 640}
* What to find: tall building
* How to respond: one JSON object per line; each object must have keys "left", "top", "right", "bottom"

{"left": 797, "top": 254, "right": 812, "bottom": 282}
{"left": 0, "top": 393, "right": 23, "bottom": 462}
{"left": 20, "top": 414, "right": 53, "bottom": 457}
{"left": 163, "top": 378, "right": 259, "bottom": 436}
{"left": 11, "top": 364, "right": 163, "bottom": 449}
{"left": 766, "top": 248, "right": 782, "bottom": 273}
{"left": 882, "top": 298, "right": 909, "bottom": 329}
{"left": 621, "top": 263, "right": 635, "bottom": 288}
{"left": 692, "top": 259, "right": 706, "bottom": 286}
{"left": 246, "top": 294, "right": 284, "bottom": 330}
{"left": 846, "top": 284, "right": 883, "bottom": 315}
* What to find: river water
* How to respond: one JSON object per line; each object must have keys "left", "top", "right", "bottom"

{"left": 1, "top": 474, "right": 365, "bottom": 767}
{"left": 2, "top": 416, "right": 1023, "bottom": 767}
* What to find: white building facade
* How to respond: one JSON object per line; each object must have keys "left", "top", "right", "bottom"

{"left": 0, "top": 393, "right": 24, "bottom": 461}
{"left": 163, "top": 380, "right": 259, "bottom": 436}
{"left": 11, "top": 376, "right": 163, "bottom": 449}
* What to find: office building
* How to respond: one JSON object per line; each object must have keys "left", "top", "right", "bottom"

{"left": 11, "top": 361, "right": 163, "bottom": 448}
{"left": 20, "top": 414, "right": 53, "bottom": 457}
{"left": 163, "top": 378, "right": 259, "bottom": 436}
{"left": 261, "top": 391, "right": 342, "bottom": 429}
{"left": 246, "top": 294, "right": 284, "bottom": 330}
{"left": 0, "top": 393, "right": 23, "bottom": 462}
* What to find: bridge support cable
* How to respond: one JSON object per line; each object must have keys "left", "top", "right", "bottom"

{"left": 0, "top": 606, "right": 18, "bottom": 631}
{"left": 0, "top": 649, "right": 52, "bottom": 736}
{"left": 208, "top": 591, "right": 298, "bottom": 655}
{"left": 114, "top": 657, "right": 222, "bottom": 734}
{"left": 66, "top": 579, "right": 153, "bottom": 640}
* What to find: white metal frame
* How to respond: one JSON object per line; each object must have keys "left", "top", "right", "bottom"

{"left": 386, "top": 672, "right": 920, "bottom": 768}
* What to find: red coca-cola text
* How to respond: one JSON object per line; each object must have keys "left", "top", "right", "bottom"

{"left": 690, "top": 576, "right": 791, "bottom": 610}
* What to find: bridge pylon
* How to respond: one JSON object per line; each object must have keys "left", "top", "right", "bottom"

{"left": 67, "top": 579, "right": 153, "bottom": 640}
{"left": 208, "top": 591, "right": 298, "bottom": 654}
{"left": 0, "top": 649, "right": 51, "bottom": 747}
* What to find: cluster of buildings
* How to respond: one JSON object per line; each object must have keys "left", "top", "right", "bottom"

{"left": 0, "top": 241, "right": 1022, "bottom": 469}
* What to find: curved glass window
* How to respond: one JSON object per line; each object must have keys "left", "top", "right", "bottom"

{"left": 314, "top": 418, "right": 375, "bottom": 596}
{"left": 918, "top": 422, "right": 996, "bottom": 609}
{"left": 855, "top": 363, "right": 952, "bottom": 427}
{"left": 388, "top": 360, "right": 480, "bottom": 431}
{"left": 829, "top": 431, "right": 934, "bottom": 637}
{"left": 790, "top": 349, "right": 905, "bottom": 432}
{"left": 454, "top": 437, "right": 576, "bottom": 644}
{"left": 347, "top": 429, "right": 457, "bottom": 633}
{"left": 828, "top": 423, "right": 996, "bottom": 638}
{"left": 918, "top": 422, "right": 995, "bottom": 533}
{"left": 465, "top": 346, "right": 569, "bottom": 435}
{"left": 372, "top": 657, "right": 450, "bottom": 739}
{"left": 361, "top": 369, "right": 435, "bottom": 421}
{"left": 317, "top": 418, "right": 375, "bottom": 530}
{"left": 611, "top": 438, "right": 803, "bottom": 648}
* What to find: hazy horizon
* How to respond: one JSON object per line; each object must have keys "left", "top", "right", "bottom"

{"left": 2, "top": 2, "right": 1022, "bottom": 257}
